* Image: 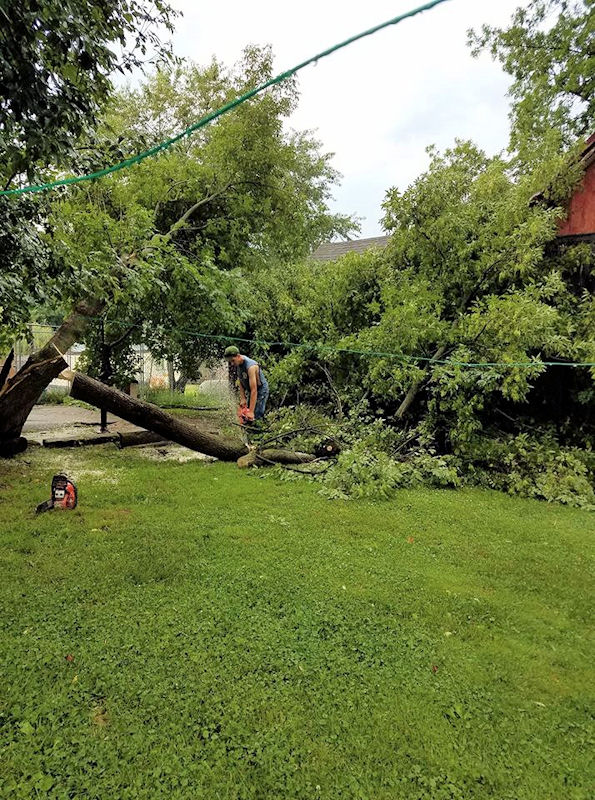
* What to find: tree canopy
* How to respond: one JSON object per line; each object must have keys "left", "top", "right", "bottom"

{"left": 47, "top": 50, "right": 358, "bottom": 387}
{"left": 469, "top": 0, "right": 594, "bottom": 162}
{"left": 245, "top": 138, "right": 594, "bottom": 506}
{"left": 0, "top": 0, "right": 175, "bottom": 350}
{"left": 0, "top": 0, "right": 176, "bottom": 185}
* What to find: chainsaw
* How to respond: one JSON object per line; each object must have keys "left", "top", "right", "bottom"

{"left": 237, "top": 403, "right": 253, "bottom": 426}
{"left": 35, "top": 474, "right": 78, "bottom": 514}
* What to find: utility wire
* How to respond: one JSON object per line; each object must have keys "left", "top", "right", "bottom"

{"left": 26, "top": 323, "right": 595, "bottom": 369}
{"left": 0, "top": 0, "right": 452, "bottom": 197}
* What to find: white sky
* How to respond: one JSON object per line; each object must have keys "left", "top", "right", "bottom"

{"left": 164, "top": 0, "right": 527, "bottom": 237}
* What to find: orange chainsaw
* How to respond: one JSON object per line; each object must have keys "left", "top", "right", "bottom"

{"left": 237, "top": 403, "right": 254, "bottom": 426}
{"left": 35, "top": 474, "right": 78, "bottom": 513}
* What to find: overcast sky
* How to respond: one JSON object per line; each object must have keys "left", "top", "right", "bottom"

{"left": 164, "top": 0, "right": 527, "bottom": 237}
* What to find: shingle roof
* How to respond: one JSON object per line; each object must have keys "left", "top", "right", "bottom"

{"left": 311, "top": 235, "right": 391, "bottom": 261}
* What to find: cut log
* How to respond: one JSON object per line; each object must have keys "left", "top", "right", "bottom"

{"left": 67, "top": 371, "right": 248, "bottom": 462}
{"left": 43, "top": 434, "right": 118, "bottom": 449}
{"left": 237, "top": 449, "right": 317, "bottom": 469}
{"left": 117, "top": 430, "right": 170, "bottom": 448}
{"left": 258, "top": 449, "right": 317, "bottom": 465}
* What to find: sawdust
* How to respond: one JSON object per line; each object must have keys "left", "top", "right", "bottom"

{"left": 136, "top": 444, "right": 216, "bottom": 463}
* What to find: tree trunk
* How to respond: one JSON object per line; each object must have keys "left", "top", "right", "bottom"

{"left": 65, "top": 371, "right": 322, "bottom": 468}
{"left": 174, "top": 373, "right": 189, "bottom": 393}
{"left": 0, "top": 349, "right": 14, "bottom": 391}
{"left": 0, "top": 300, "right": 103, "bottom": 455}
{"left": 67, "top": 370, "right": 248, "bottom": 461}
{"left": 167, "top": 359, "right": 176, "bottom": 393}
{"left": 395, "top": 344, "right": 448, "bottom": 421}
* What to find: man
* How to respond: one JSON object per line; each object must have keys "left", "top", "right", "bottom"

{"left": 224, "top": 346, "right": 269, "bottom": 422}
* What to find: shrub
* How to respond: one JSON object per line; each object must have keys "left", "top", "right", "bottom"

{"left": 465, "top": 433, "right": 595, "bottom": 509}
{"left": 37, "top": 387, "right": 68, "bottom": 404}
{"left": 321, "top": 443, "right": 461, "bottom": 501}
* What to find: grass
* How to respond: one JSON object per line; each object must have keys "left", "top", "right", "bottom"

{"left": 0, "top": 446, "right": 593, "bottom": 799}
{"left": 141, "top": 386, "right": 228, "bottom": 409}
{"left": 37, "top": 388, "right": 93, "bottom": 410}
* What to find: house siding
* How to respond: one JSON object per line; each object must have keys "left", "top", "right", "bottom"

{"left": 557, "top": 133, "right": 595, "bottom": 237}
{"left": 558, "top": 157, "right": 595, "bottom": 236}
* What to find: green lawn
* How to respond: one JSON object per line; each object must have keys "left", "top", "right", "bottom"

{"left": 0, "top": 446, "right": 593, "bottom": 799}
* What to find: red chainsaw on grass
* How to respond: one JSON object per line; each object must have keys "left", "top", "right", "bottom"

{"left": 35, "top": 474, "right": 78, "bottom": 514}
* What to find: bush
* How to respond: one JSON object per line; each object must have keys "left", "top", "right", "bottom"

{"left": 321, "top": 444, "right": 461, "bottom": 500}
{"left": 37, "top": 387, "right": 68, "bottom": 404}
{"left": 465, "top": 433, "right": 595, "bottom": 509}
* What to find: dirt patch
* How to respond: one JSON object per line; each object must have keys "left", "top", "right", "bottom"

{"left": 91, "top": 702, "right": 109, "bottom": 728}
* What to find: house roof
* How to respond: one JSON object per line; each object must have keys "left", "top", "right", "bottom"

{"left": 311, "top": 235, "right": 391, "bottom": 262}
{"left": 580, "top": 131, "right": 595, "bottom": 167}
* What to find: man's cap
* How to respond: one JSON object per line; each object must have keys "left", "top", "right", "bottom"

{"left": 224, "top": 345, "right": 240, "bottom": 359}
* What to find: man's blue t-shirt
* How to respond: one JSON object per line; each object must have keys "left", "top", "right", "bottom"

{"left": 237, "top": 356, "right": 268, "bottom": 395}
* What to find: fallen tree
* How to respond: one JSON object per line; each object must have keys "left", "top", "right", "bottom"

{"left": 66, "top": 370, "right": 247, "bottom": 461}
{"left": 63, "top": 370, "right": 320, "bottom": 467}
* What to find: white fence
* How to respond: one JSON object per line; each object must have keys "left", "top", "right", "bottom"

{"left": 2, "top": 328, "right": 230, "bottom": 395}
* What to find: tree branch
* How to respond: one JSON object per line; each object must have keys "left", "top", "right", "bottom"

{"left": 107, "top": 322, "right": 138, "bottom": 349}
{"left": 157, "top": 183, "right": 233, "bottom": 245}
{"left": 318, "top": 361, "right": 343, "bottom": 420}
{"left": 394, "top": 344, "right": 449, "bottom": 421}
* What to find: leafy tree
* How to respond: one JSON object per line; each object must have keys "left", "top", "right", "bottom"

{"left": 468, "top": 0, "right": 594, "bottom": 162}
{"left": 0, "top": 1, "right": 175, "bottom": 450}
{"left": 0, "top": 0, "right": 176, "bottom": 184}
{"left": 0, "top": 0, "right": 175, "bottom": 352}
{"left": 248, "top": 140, "right": 595, "bottom": 506}
{"left": 51, "top": 50, "right": 358, "bottom": 389}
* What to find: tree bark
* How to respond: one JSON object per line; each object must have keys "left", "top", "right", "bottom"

{"left": 237, "top": 449, "right": 317, "bottom": 469}
{"left": 68, "top": 370, "right": 248, "bottom": 461}
{"left": 117, "top": 430, "right": 170, "bottom": 448}
{"left": 0, "top": 349, "right": 14, "bottom": 392}
{"left": 0, "top": 300, "right": 103, "bottom": 453}
{"left": 167, "top": 359, "right": 176, "bottom": 392}
{"left": 257, "top": 448, "right": 317, "bottom": 465}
